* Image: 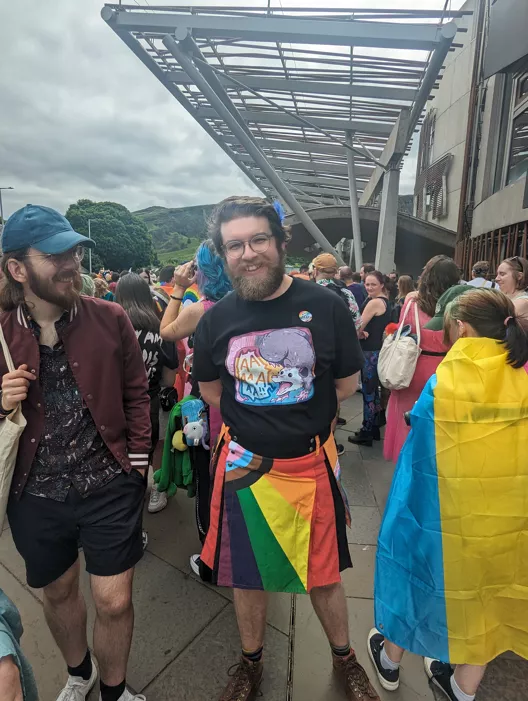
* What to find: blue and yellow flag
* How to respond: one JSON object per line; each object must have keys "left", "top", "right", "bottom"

{"left": 375, "top": 337, "right": 528, "bottom": 665}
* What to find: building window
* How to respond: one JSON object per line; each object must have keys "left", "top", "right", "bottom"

{"left": 506, "top": 70, "right": 528, "bottom": 184}
{"left": 494, "top": 67, "right": 528, "bottom": 190}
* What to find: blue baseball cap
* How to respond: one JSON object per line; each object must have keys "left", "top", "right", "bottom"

{"left": 1, "top": 204, "right": 96, "bottom": 254}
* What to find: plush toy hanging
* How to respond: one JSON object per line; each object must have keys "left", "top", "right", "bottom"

{"left": 181, "top": 398, "right": 210, "bottom": 449}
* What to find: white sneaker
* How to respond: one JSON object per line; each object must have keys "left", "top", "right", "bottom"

{"left": 190, "top": 554, "right": 201, "bottom": 576}
{"left": 147, "top": 484, "right": 168, "bottom": 513}
{"left": 99, "top": 690, "right": 146, "bottom": 701}
{"left": 56, "top": 656, "right": 97, "bottom": 700}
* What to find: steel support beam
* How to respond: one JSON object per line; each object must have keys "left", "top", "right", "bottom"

{"left": 360, "top": 22, "right": 457, "bottom": 204}
{"left": 109, "top": 10, "right": 448, "bottom": 51}
{"left": 346, "top": 132, "right": 363, "bottom": 270}
{"left": 195, "top": 107, "right": 394, "bottom": 136}
{"left": 236, "top": 153, "right": 374, "bottom": 178}
{"left": 375, "top": 166, "right": 400, "bottom": 273}
{"left": 406, "top": 22, "right": 458, "bottom": 143}
{"left": 101, "top": 8, "right": 269, "bottom": 198}
{"left": 253, "top": 170, "right": 367, "bottom": 189}
{"left": 162, "top": 33, "right": 346, "bottom": 266}
{"left": 225, "top": 137, "right": 383, "bottom": 158}
{"left": 167, "top": 71, "right": 419, "bottom": 102}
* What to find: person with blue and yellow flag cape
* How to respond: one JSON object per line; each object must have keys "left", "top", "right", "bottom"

{"left": 368, "top": 288, "right": 528, "bottom": 701}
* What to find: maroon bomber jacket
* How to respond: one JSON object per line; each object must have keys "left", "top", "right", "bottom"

{"left": 0, "top": 296, "right": 151, "bottom": 499}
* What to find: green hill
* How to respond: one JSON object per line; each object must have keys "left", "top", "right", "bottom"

{"left": 134, "top": 204, "right": 215, "bottom": 264}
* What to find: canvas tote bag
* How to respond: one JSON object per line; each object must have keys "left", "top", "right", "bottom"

{"left": 0, "top": 322, "right": 26, "bottom": 534}
{"left": 378, "top": 298, "right": 421, "bottom": 391}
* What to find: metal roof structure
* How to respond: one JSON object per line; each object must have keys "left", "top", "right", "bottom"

{"left": 101, "top": 4, "right": 467, "bottom": 269}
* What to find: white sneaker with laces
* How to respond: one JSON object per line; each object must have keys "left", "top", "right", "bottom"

{"left": 99, "top": 690, "right": 146, "bottom": 701}
{"left": 56, "top": 656, "right": 97, "bottom": 701}
{"left": 190, "top": 553, "right": 201, "bottom": 576}
{"left": 147, "top": 484, "right": 168, "bottom": 513}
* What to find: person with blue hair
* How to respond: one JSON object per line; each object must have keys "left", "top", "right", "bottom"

{"left": 160, "top": 239, "right": 233, "bottom": 576}
{"left": 160, "top": 239, "right": 232, "bottom": 344}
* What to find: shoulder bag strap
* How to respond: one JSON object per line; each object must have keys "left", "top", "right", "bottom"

{"left": 0, "top": 321, "right": 15, "bottom": 374}
{"left": 393, "top": 298, "right": 414, "bottom": 342}
{"left": 414, "top": 298, "right": 421, "bottom": 347}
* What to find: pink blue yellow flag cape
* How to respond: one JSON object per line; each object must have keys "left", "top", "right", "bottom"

{"left": 375, "top": 337, "right": 528, "bottom": 665}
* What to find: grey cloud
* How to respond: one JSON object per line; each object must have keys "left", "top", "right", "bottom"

{"left": 1, "top": 0, "right": 461, "bottom": 218}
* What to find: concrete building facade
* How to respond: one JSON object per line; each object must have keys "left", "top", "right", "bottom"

{"left": 414, "top": 0, "right": 528, "bottom": 274}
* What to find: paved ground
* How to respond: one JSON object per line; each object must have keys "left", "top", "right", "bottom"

{"left": 0, "top": 394, "right": 526, "bottom": 700}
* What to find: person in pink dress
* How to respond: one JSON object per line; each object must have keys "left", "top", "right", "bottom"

{"left": 383, "top": 255, "right": 460, "bottom": 463}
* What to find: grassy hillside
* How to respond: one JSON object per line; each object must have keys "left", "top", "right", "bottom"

{"left": 137, "top": 197, "right": 416, "bottom": 265}
{"left": 134, "top": 204, "right": 213, "bottom": 251}
{"left": 157, "top": 238, "right": 202, "bottom": 265}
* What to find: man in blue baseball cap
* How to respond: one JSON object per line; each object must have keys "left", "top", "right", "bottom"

{"left": 0, "top": 205, "right": 151, "bottom": 701}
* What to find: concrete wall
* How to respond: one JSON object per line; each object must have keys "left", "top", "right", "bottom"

{"left": 419, "top": 0, "right": 476, "bottom": 232}
{"left": 471, "top": 176, "right": 528, "bottom": 237}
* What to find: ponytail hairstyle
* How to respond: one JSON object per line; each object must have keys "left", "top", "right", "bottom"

{"left": 443, "top": 288, "right": 528, "bottom": 368}
{"left": 195, "top": 239, "right": 233, "bottom": 302}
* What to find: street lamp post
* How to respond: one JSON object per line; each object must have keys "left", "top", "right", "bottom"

{"left": 0, "top": 187, "right": 14, "bottom": 229}
{"left": 88, "top": 219, "right": 92, "bottom": 274}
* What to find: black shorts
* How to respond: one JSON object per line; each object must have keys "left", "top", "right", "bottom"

{"left": 8, "top": 470, "right": 146, "bottom": 589}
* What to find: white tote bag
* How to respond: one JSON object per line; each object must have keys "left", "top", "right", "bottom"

{"left": 378, "top": 298, "right": 421, "bottom": 391}
{"left": 0, "top": 323, "right": 27, "bottom": 534}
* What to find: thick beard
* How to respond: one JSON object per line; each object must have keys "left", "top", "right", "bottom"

{"left": 231, "top": 251, "right": 286, "bottom": 301}
{"left": 26, "top": 263, "right": 82, "bottom": 310}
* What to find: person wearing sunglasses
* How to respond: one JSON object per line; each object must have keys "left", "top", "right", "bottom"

{"left": 0, "top": 205, "right": 151, "bottom": 701}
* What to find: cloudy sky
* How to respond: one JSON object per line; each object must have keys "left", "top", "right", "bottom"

{"left": 1, "top": 0, "right": 463, "bottom": 218}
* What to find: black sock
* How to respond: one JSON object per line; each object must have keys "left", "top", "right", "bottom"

{"left": 242, "top": 646, "right": 263, "bottom": 663}
{"left": 100, "top": 679, "right": 126, "bottom": 701}
{"left": 67, "top": 649, "right": 92, "bottom": 681}
{"left": 331, "top": 642, "right": 353, "bottom": 658}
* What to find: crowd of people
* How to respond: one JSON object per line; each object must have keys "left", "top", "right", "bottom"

{"left": 0, "top": 200, "right": 527, "bottom": 701}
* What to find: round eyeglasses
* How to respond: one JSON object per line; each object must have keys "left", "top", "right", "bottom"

{"left": 223, "top": 233, "right": 273, "bottom": 259}
{"left": 24, "top": 245, "right": 85, "bottom": 266}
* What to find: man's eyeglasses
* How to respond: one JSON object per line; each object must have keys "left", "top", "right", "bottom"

{"left": 24, "top": 245, "right": 85, "bottom": 266}
{"left": 223, "top": 234, "right": 273, "bottom": 259}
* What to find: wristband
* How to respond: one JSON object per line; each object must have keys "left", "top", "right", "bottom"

{"left": 170, "top": 296, "right": 183, "bottom": 301}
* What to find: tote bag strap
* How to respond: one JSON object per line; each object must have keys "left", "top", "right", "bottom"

{"left": 0, "top": 321, "right": 15, "bottom": 374}
{"left": 393, "top": 297, "right": 421, "bottom": 346}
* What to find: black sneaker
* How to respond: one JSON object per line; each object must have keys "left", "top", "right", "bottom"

{"left": 336, "top": 443, "right": 345, "bottom": 456}
{"left": 336, "top": 416, "right": 347, "bottom": 427}
{"left": 367, "top": 629, "right": 400, "bottom": 691}
{"left": 424, "top": 658, "right": 457, "bottom": 700}
{"left": 348, "top": 431, "right": 373, "bottom": 447}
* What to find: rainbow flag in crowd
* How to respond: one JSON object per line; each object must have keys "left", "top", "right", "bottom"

{"left": 182, "top": 283, "right": 200, "bottom": 307}
{"left": 375, "top": 337, "right": 528, "bottom": 665}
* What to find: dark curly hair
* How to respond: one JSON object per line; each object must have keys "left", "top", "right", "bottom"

{"left": 417, "top": 255, "right": 460, "bottom": 318}
{"left": 208, "top": 196, "right": 290, "bottom": 256}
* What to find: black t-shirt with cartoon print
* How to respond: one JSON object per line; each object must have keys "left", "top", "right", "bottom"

{"left": 192, "top": 277, "right": 363, "bottom": 457}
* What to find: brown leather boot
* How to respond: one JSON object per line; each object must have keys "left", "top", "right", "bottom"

{"left": 333, "top": 653, "right": 380, "bottom": 700}
{"left": 218, "top": 657, "right": 263, "bottom": 701}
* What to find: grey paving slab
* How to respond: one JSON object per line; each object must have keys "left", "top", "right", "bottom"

{"left": 78, "top": 551, "right": 230, "bottom": 693}
{"left": 189, "top": 575, "right": 293, "bottom": 637}
{"left": 367, "top": 459, "right": 396, "bottom": 514}
{"left": 292, "top": 594, "right": 434, "bottom": 701}
{"left": 338, "top": 453, "right": 377, "bottom": 507}
{"left": 142, "top": 490, "right": 203, "bottom": 575}
{"left": 0, "top": 563, "right": 65, "bottom": 701}
{"left": 144, "top": 603, "right": 289, "bottom": 701}
{"left": 341, "top": 544, "right": 376, "bottom": 600}
{"left": 0, "top": 526, "right": 29, "bottom": 590}
{"left": 472, "top": 654, "right": 528, "bottom": 701}
{"left": 338, "top": 395, "right": 363, "bottom": 422}
{"left": 347, "top": 506, "right": 381, "bottom": 546}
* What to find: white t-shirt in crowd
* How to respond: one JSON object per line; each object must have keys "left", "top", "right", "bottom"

{"left": 467, "top": 277, "right": 494, "bottom": 288}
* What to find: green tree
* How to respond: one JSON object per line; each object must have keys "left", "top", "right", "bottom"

{"left": 65, "top": 199, "right": 155, "bottom": 271}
